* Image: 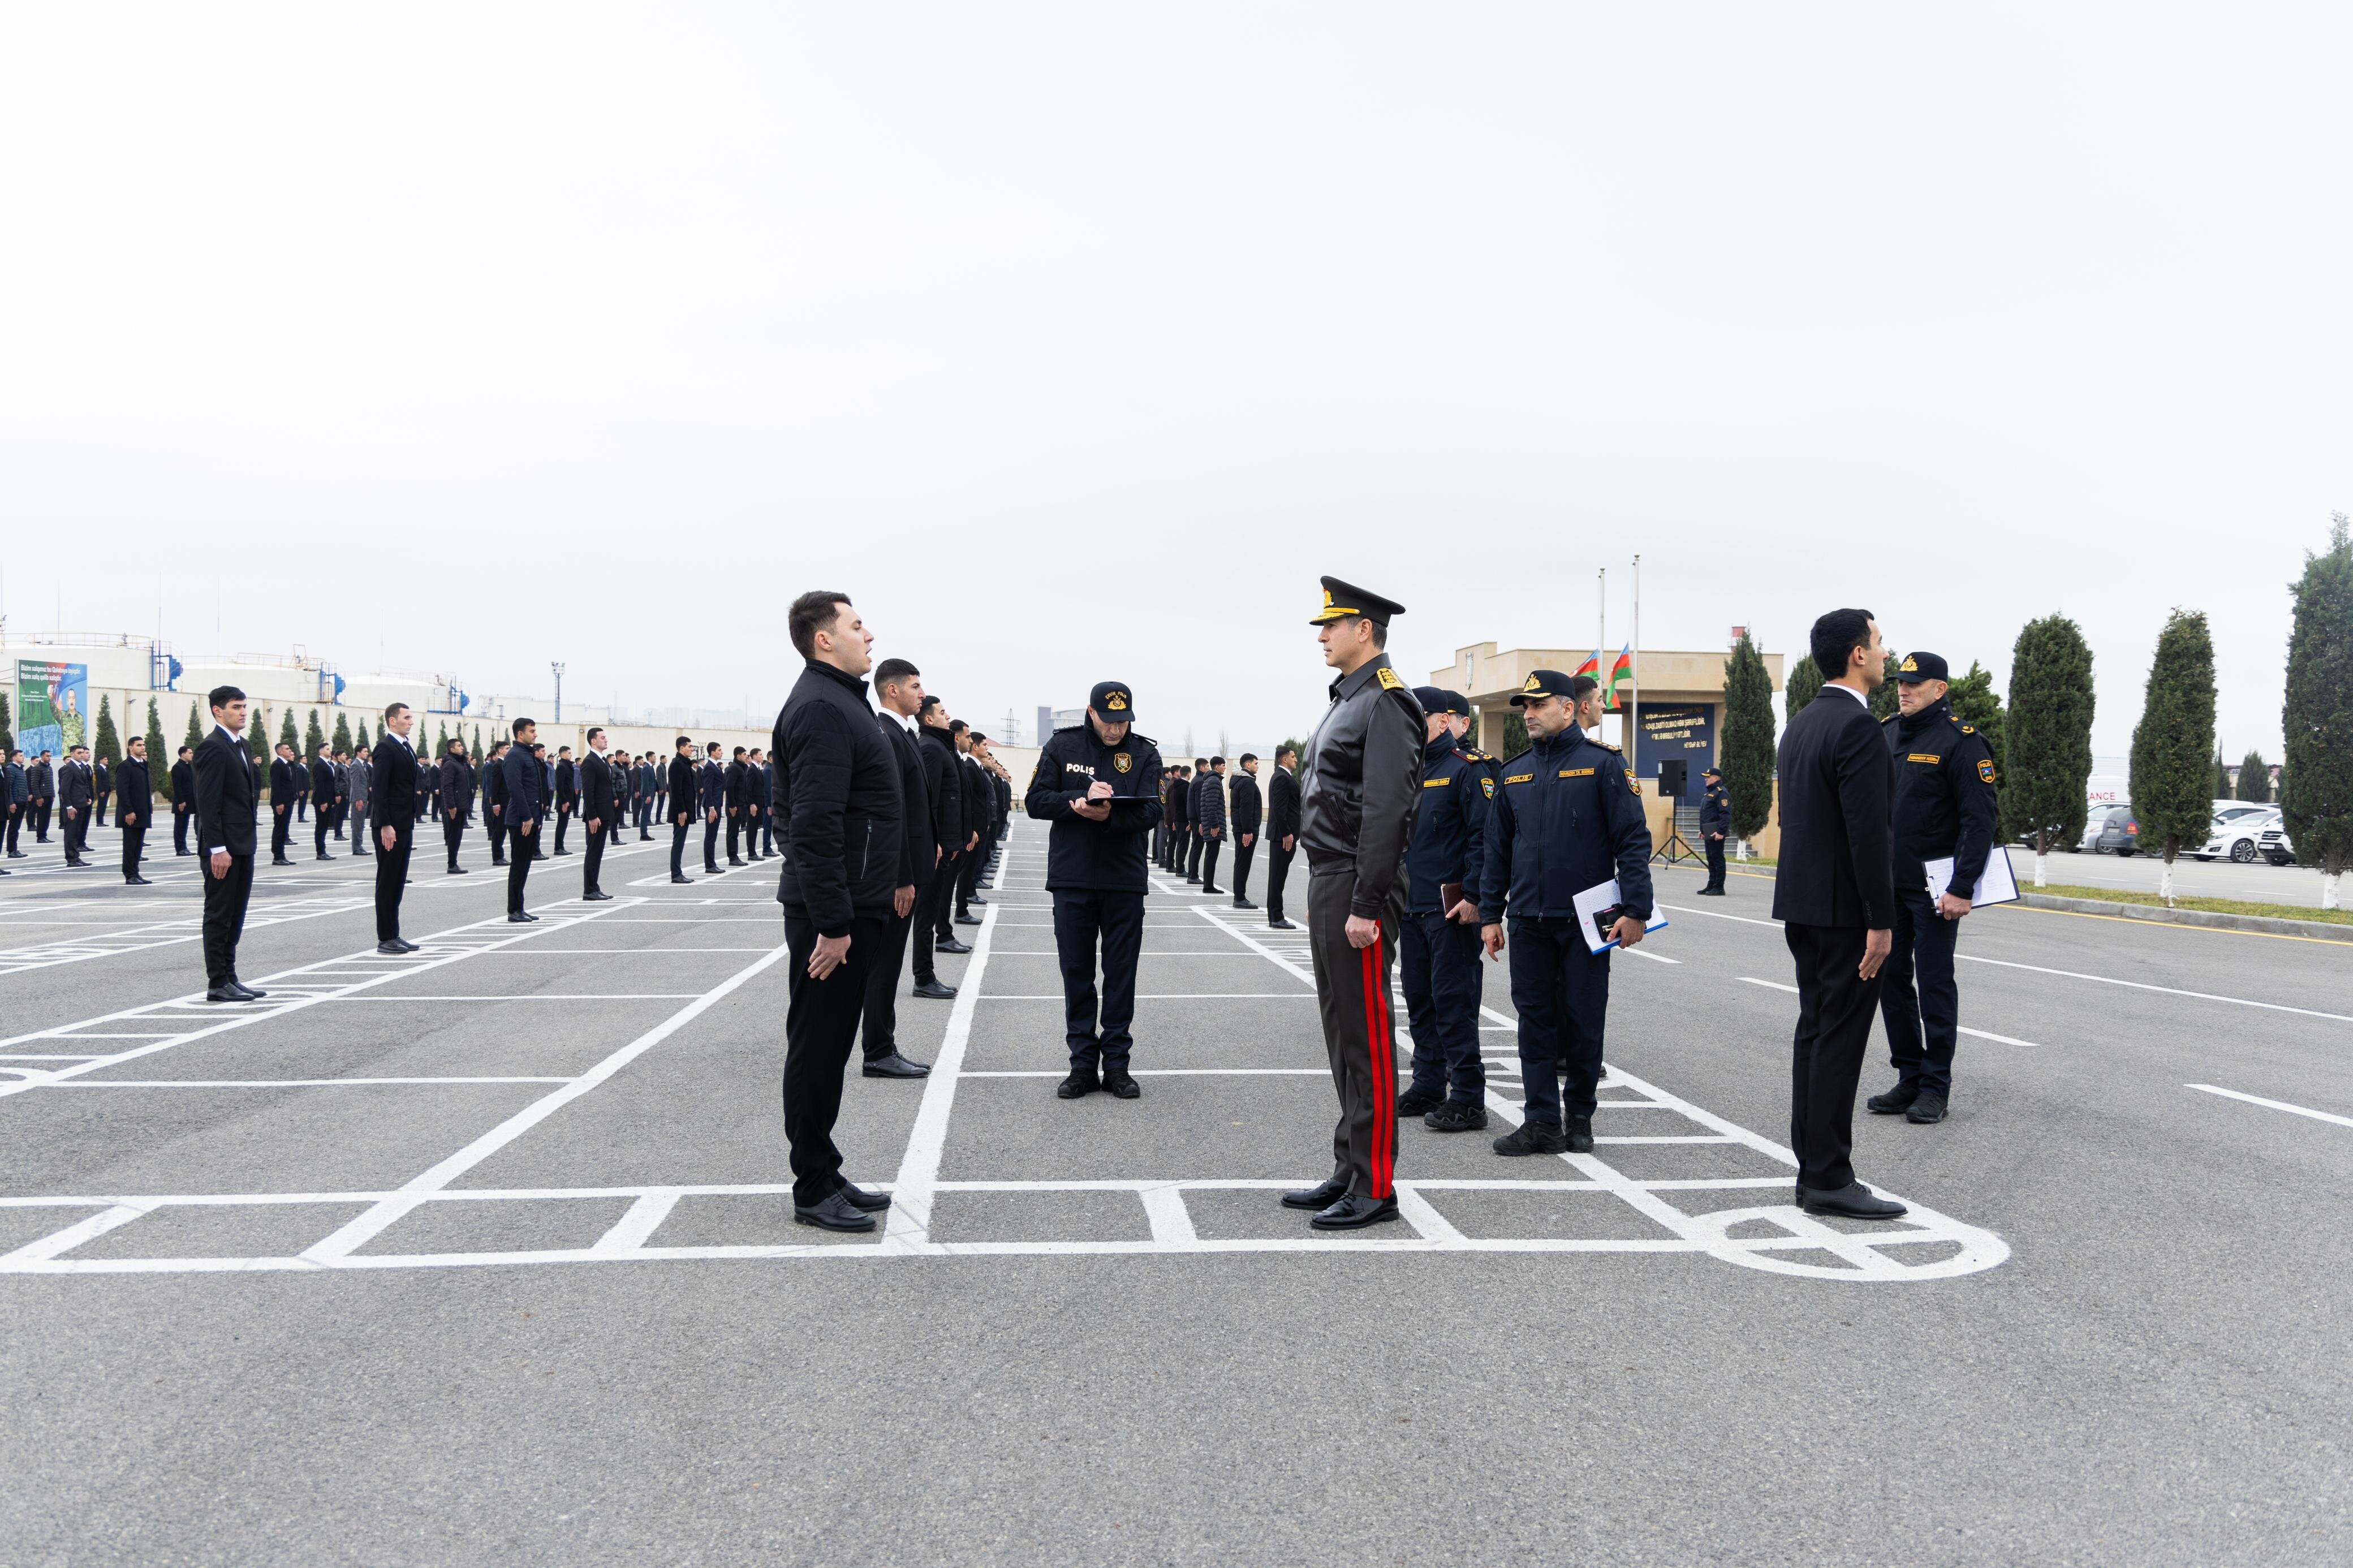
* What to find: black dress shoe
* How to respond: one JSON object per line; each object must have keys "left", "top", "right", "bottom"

{"left": 1102, "top": 1067, "right": 1140, "bottom": 1099}
{"left": 863, "top": 1052, "right": 932, "bottom": 1078}
{"left": 1201, "top": 884, "right": 1223, "bottom": 895}
{"left": 1564, "top": 1115, "right": 1594, "bottom": 1153}
{"left": 671, "top": 873, "right": 694, "bottom": 884}
{"left": 1311, "top": 1195, "right": 1400, "bottom": 1230}
{"left": 793, "top": 1191, "right": 877, "bottom": 1232}
{"left": 553, "top": 848, "right": 572, "bottom": 856}
{"left": 1798, "top": 1182, "right": 1908, "bottom": 1220}
{"left": 583, "top": 890, "right": 615, "bottom": 902}
{"left": 1866, "top": 1084, "right": 1920, "bottom": 1115}
{"left": 376, "top": 941, "right": 408, "bottom": 955}
{"left": 1184, "top": 875, "right": 1200, "bottom": 884}
{"left": 936, "top": 938, "right": 972, "bottom": 955}
{"left": 705, "top": 865, "right": 726, "bottom": 876}
{"left": 1281, "top": 1178, "right": 1347, "bottom": 1211}
{"left": 205, "top": 985, "right": 249, "bottom": 1002}
{"left": 1395, "top": 1087, "right": 1444, "bottom": 1118}
{"left": 125, "top": 876, "right": 152, "bottom": 886}
{"left": 835, "top": 1182, "right": 892, "bottom": 1212}
{"left": 395, "top": 938, "right": 420, "bottom": 953}
{"left": 447, "top": 865, "right": 469, "bottom": 875}
{"left": 1424, "top": 1101, "right": 1489, "bottom": 1132}
{"left": 1493, "top": 1121, "right": 1568, "bottom": 1156}
{"left": 1232, "top": 898, "right": 1257, "bottom": 910}
{"left": 1056, "top": 1066, "right": 1100, "bottom": 1099}
{"left": 968, "top": 894, "right": 988, "bottom": 906}
{"left": 316, "top": 853, "right": 335, "bottom": 861}
{"left": 1906, "top": 1090, "right": 1949, "bottom": 1125}
{"left": 911, "top": 979, "right": 957, "bottom": 1000}
{"left": 507, "top": 911, "right": 533, "bottom": 923}
{"left": 1268, "top": 917, "right": 1298, "bottom": 931}
{"left": 728, "top": 858, "right": 747, "bottom": 867}
{"left": 228, "top": 980, "right": 267, "bottom": 1001}
{"left": 954, "top": 913, "right": 981, "bottom": 926}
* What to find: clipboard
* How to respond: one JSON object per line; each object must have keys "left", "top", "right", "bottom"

{"left": 1571, "top": 878, "right": 1670, "bottom": 955}
{"left": 1924, "top": 847, "right": 2019, "bottom": 908}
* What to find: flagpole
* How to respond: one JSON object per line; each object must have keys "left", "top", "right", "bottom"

{"left": 1595, "top": 568, "right": 1606, "bottom": 739}
{"left": 1630, "top": 554, "right": 1640, "bottom": 778}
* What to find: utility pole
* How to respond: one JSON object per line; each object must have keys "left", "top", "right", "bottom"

{"left": 551, "top": 662, "right": 566, "bottom": 723}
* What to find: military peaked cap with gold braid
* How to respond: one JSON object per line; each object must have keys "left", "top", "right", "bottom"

{"left": 1308, "top": 575, "right": 1407, "bottom": 627}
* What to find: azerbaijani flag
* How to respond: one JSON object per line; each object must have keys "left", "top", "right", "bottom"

{"left": 1604, "top": 644, "right": 1634, "bottom": 710}
{"left": 1573, "top": 649, "right": 1602, "bottom": 680}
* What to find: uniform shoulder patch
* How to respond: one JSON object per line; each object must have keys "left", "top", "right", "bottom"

{"left": 1594, "top": 738, "right": 1621, "bottom": 752}
{"left": 1479, "top": 774, "right": 1495, "bottom": 799}
{"left": 1376, "top": 666, "right": 1404, "bottom": 691}
{"left": 1977, "top": 758, "right": 1997, "bottom": 785}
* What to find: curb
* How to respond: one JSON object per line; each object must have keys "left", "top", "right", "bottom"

{"left": 2015, "top": 893, "right": 2352, "bottom": 943}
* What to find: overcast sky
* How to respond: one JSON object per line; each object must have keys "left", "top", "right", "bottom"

{"left": 3, "top": 4, "right": 2344, "bottom": 762}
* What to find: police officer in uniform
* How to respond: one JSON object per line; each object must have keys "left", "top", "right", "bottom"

{"left": 1026, "top": 681, "right": 1163, "bottom": 1100}
{"left": 1868, "top": 651, "right": 1998, "bottom": 1126}
{"left": 1397, "top": 688, "right": 1493, "bottom": 1132}
{"left": 1479, "top": 671, "right": 1653, "bottom": 1156}
{"left": 1282, "top": 578, "right": 1424, "bottom": 1230}
{"left": 1697, "top": 764, "right": 1732, "bottom": 894}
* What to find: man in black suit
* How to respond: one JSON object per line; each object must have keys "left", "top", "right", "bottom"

{"left": 440, "top": 740, "right": 475, "bottom": 873}
{"left": 266, "top": 741, "right": 300, "bottom": 864}
{"left": 309, "top": 742, "right": 340, "bottom": 860}
{"left": 29, "top": 751, "right": 55, "bottom": 842}
{"left": 551, "top": 747, "right": 576, "bottom": 855}
{"left": 638, "top": 752, "right": 661, "bottom": 841}
{"left": 167, "top": 746, "right": 196, "bottom": 856}
{"left": 481, "top": 740, "right": 509, "bottom": 866}
{"left": 58, "top": 746, "right": 96, "bottom": 866}
{"left": 116, "top": 737, "right": 153, "bottom": 884}
{"left": 192, "top": 686, "right": 268, "bottom": 1002}
{"left": 666, "top": 736, "right": 697, "bottom": 885}
{"left": 773, "top": 591, "right": 904, "bottom": 1233}
{"left": 860, "top": 658, "right": 937, "bottom": 1076}
{"left": 916, "top": 697, "right": 968, "bottom": 962}
{"left": 1773, "top": 608, "right": 1906, "bottom": 1221}
{"left": 699, "top": 742, "right": 728, "bottom": 874}
{"left": 723, "top": 746, "right": 751, "bottom": 865}
{"left": 501, "top": 720, "right": 545, "bottom": 921}
{"left": 370, "top": 704, "right": 421, "bottom": 951}
{"left": 580, "top": 726, "right": 618, "bottom": 901}
{"left": 1229, "top": 753, "right": 1263, "bottom": 909}
{"left": 93, "top": 755, "right": 111, "bottom": 825}
{"left": 5, "top": 750, "right": 29, "bottom": 858}
{"left": 1265, "top": 745, "right": 1301, "bottom": 929}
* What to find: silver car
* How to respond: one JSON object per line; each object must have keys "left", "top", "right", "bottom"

{"left": 2193, "top": 810, "right": 2279, "bottom": 864}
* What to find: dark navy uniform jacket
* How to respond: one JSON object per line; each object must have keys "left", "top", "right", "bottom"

{"left": 1404, "top": 734, "right": 1493, "bottom": 915}
{"left": 1884, "top": 700, "right": 1998, "bottom": 895}
{"left": 1699, "top": 778, "right": 1732, "bottom": 837}
{"left": 1025, "top": 722, "right": 1163, "bottom": 893}
{"left": 1477, "top": 730, "right": 1655, "bottom": 922}
{"left": 499, "top": 744, "right": 545, "bottom": 829}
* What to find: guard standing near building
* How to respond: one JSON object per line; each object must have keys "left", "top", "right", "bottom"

{"left": 1697, "top": 764, "right": 1731, "bottom": 894}
{"left": 1869, "top": 651, "right": 1998, "bottom": 1126}
{"left": 1477, "top": 672, "right": 1654, "bottom": 1156}
{"left": 1281, "top": 578, "right": 1425, "bottom": 1230}
{"left": 499, "top": 719, "right": 544, "bottom": 921}
{"left": 1264, "top": 745, "right": 1300, "bottom": 928}
{"left": 116, "top": 736, "right": 153, "bottom": 885}
{"left": 169, "top": 746, "right": 197, "bottom": 856}
{"left": 193, "top": 686, "right": 266, "bottom": 1003}
{"left": 1025, "top": 680, "right": 1163, "bottom": 1100}
{"left": 1228, "top": 753, "right": 1262, "bottom": 909}
{"left": 370, "top": 703, "right": 420, "bottom": 951}
{"left": 1397, "top": 688, "right": 1492, "bottom": 1132}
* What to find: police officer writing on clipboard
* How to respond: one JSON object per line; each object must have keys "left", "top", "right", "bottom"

{"left": 1868, "top": 651, "right": 1997, "bottom": 1127}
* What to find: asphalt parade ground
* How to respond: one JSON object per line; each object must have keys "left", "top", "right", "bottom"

{"left": 2, "top": 819, "right": 2348, "bottom": 1565}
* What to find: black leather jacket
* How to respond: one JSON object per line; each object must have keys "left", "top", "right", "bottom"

{"left": 1299, "top": 652, "right": 1426, "bottom": 917}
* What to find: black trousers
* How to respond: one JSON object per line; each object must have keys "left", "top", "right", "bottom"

{"left": 1266, "top": 840, "right": 1295, "bottom": 921}
{"left": 671, "top": 818, "right": 691, "bottom": 878}
{"left": 376, "top": 821, "right": 412, "bottom": 940}
{"left": 173, "top": 805, "right": 191, "bottom": 854}
{"left": 506, "top": 820, "right": 536, "bottom": 912}
{"left": 781, "top": 910, "right": 885, "bottom": 1205}
{"left": 1186, "top": 829, "right": 1205, "bottom": 879}
{"left": 1880, "top": 887, "right": 1962, "bottom": 1095}
{"left": 761, "top": 813, "right": 775, "bottom": 855}
{"left": 443, "top": 813, "right": 467, "bottom": 868}
{"left": 64, "top": 809, "right": 89, "bottom": 861}
{"left": 1704, "top": 834, "right": 1727, "bottom": 891}
{"left": 6, "top": 805, "right": 22, "bottom": 853}
{"left": 1198, "top": 835, "right": 1221, "bottom": 889}
{"left": 860, "top": 907, "right": 917, "bottom": 1061}
{"left": 726, "top": 811, "right": 743, "bottom": 863}
{"left": 120, "top": 821, "right": 146, "bottom": 879}
{"left": 704, "top": 816, "right": 722, "bottom": 871}
{"left": 955, "top": 841, "right": 984, "bottom": 914}
{"left": 1506, "top": 916, "right": 1610, "bottom": 1126}
{"left": 1401, "top": 908, "right": 1485, "bottom": 1103}
{"left": 583, "top": 821, "right": 609, "bottom": 895}
{"left": 313, "top": 810, "right": 332, "bottom": 857}
{"left": 1785, "top": 922, "right": 1885, "bottom": 1192}
{"left": 486, "top": 815, "right": 507, "bottom": 864}
{"left": 96, "top": 795, "right": 108, "bottom": 825}
{"left": 1307, "top": 868, "right": 1401, "bottom": 1199}
{"left": 926, "top": 850, "right": 962, "bottom": 944}
{"left": 32, "top": 799, "right": 51, "bottom": 839}
{"left": 554, "top": 804, "right": 572, "bottom": 851}
{"left": 1231, "top": 839, "right": 1255, "bottom": 901}
{"left": 1051, "top": 888, "right": 1144, "bottom": 1070}
{"left": 350, "top": 803, "right": 369, "bottom": 856}
{"left": 201, "top": 853, "right": 256, "bottom": 987}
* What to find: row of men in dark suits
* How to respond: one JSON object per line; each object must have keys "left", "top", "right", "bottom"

{"left": 1154, "top": 749, "right": 1302, "bottom": 926}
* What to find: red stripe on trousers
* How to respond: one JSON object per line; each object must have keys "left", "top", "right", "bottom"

{"left": 1359, "top": 936, "right": 1394, "bottom": 1197}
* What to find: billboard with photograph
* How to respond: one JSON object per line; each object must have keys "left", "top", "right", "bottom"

{"left": 16, "top": 660, "right": 89, "bottom": 760}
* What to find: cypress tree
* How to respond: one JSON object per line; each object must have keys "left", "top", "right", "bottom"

{"left": 356, "top": 718, "right": 372, "bottom": 753}
{"left": 2211, "top": 748, "right": 2231, "bottom": 801}
{"left": 0, "top": 691, "right": 12, "bottom": 757}
{"left": 1719, "top": 632, "right": 1775, "bottom": 848}
{"left": 332, "top": 712, "right": 353, "bottom": 756}
{"left": 2236, "top": 749, "right": 2269, "bottom": 803}
{"left": 1946, "top": 661, "right": 2006, "bottom": 777}
{"left": 249, "top": 707, "right": 273, "bottom": 763}
{"left": 143, "top": 700, "right": 167, "bottom": 800}
{"left": 2003, "top": 615, "right": 2096, "bottom": 886}
{"left": 1869, "top": 654, "right": 1902, "bottom": 721}
{"left": 303, "top": 708, "right": 325, "bottom": 759}
{"left": 472, "top": 724, "right": 485, "bottom": 760}
{"left": 1784, "top": 655, "right": 1822, "bottom": 722}
{"left": 276, "top": 707, "right": 300, "bottom": 756}
{"left": 1500, "top": 713, "right": 1529, "bottom": 757}
{"left": 183, "top": 700, "right": 204, "bottom": 756}
{"left": 2129, "top": 609, "right": 2218, "bottom": 903}
{"left": 436, "top": 721, "right": 450, "bottom": 758}
{"left": 93, "top": 694, "right": 121, "bottom": 765}
{"left": 2281, "top": 512, "right": 2353, "bottom": 908}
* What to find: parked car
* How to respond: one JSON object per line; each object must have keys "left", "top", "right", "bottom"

{"left": 2258, "top": 820, "right": 2295, "bottom": 867}
{"left": 2193, "top": 809, "right": 2280, "bottom": 863}
{"left": 2211, "top": 801, "right": 2276, "bottom": 828}
{"left": 2083, "top": 804, "right": 2140, "bottom": 855}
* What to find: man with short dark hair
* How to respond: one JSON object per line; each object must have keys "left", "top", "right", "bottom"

{"left": 59, "top": 746, "right": 96, "bottom": 867}
{"left": 724, "top": 746, "right": 752, "bottom": 866}
{"left": 371, "top": 704, "right": 420, "bottom": 950}
{"left": 116, "top": 736, "right": 153, "bottom": 885}
{"left": 1229, "top": 753, "right": 1262, "bottom": 909}
{"left": 168, "top": 746, "right": 196, "bottom": 856}
{"left": 347, "top": 742, "right": 372, "bottom": 858}
{"left": 309, "top": 742, "right": 340, "bottom": 860}
{"left": 29, "top": 750, "right": 55, "bottom": 842}
{"left": 1163, "top": 760, "right": 1190, "bottom": 874}
{"left": 553, "top": 746, "right": 578, "bottom": 855}
{"left": 917, "top": 698, "right": 969, "bottom": 958}
{"left": 501, "top": 719, "right": 545, "bottom": 921}
{"left": 1265, "top": 746, "right": 1301, "bottom": 929}
{"left": 481, "top": 740, "right": 510, "bottom": 867}
{"left": 580, "top": 726, "right": 618, "bottom": 901}
{"left": 861, "top": 656, "right": 938, "bottom": 1074}
{"left": 439, "top": 739, "right": 475, "bottom": 873}
{"left": 667, "top": 736, "right": 697, "bottom": 885}
{"left": 774, "top": 591, "right": 903, "bottom": 1232}
{"left": 700, "top": 742, "right": 727, "bottom": 874}
{"left": 93, "top": 752, "right": 111, "bottom": 827}
{"left": 193, "top": 687, "right": 266, "bottom": 1002}
{"left": 1193, "top": 757, "right": 1228, "bottom": 894}
{"left": 6, "top": 749, "right": 32, "bottom": 859}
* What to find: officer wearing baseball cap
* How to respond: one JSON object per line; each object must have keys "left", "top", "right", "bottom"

{"left": 1479, "top": 669, "right": 1653, "bottom": 1156}
{"left": 1024, "top": 680, "right": 1165, "bottom": 1101}
{"left": 1868, "top": 650, "right": 1997, "bottom": 1127}
{"left": 1697, "top": 764, "right": 1732, "bottom": 894}
{"left": 1397, "top": 686, "right": 1496, "bottom": 1131}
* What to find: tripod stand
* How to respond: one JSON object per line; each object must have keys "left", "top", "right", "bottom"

{"left": 1652, "top": 815, "right": 1700, "bottom": 867}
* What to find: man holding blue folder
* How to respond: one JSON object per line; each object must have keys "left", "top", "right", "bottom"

{"left": 1477, "top": 671, "right": 1654, "bottom": 1157}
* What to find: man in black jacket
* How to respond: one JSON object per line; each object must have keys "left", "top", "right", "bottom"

{"left": 667, "top": 736, "right": 698, "bottom": 885}
{"left": 1697, "top": 764, "right": 1732, "bottom": 893}
{"left": 500, "top": 720, "right": 545, "bottom": 921}
{"left": 309, "top": 742, "right": 340, "bottom": 860}
{"left": 439, "top": 740, "right": 475, "bottom": 873}
{"left": 266, "top": 742, "right": 299, "bottom": 865}
{"left": 724, "top": 747, "right": 751, "bottom": 865}
{"left": 59, "top": 746, "right": 96, "bottom": 867}
{"left": 580, "top": 727, "right": 618, "bottom": 901}
{"left": 165, "top": 746, "right": 195, "bottom": 856}
{"left": 699, "top": 743, "right": 728, "bottom": 875}
{"left": 482, "top": 740, "right": 510, "bottom": 867}
{"left": 1193, "top": 757, "right": 1228, "bottom": 894}
{"left": 29, "top": 752, "right": 54, "bottom": 843}
{"left": 916, "top": 698, "right": 968, "bottom": 961}
{"left": 1229, "top": 754, "right": 1263, "bottom": 910}
{"left": 952, "top": 721, "right": 989, "bottom": 925}
{"left": 193, "top": 687, "right": 267, "bottom": 1002}
{"left": 553, "top": 747, "right": 577, "bottom": 855}
{"left": 1265, "top": 746, "right": 1302, "bottom": 929}
{"left": 1773, "top": 608, "right": 1906, "bottom": 1221}
{"left": 1282, "top": 578, "right": 1424, "bottom": 1231}
{"left": 116, "top": 737, "right": 153, "bottom": 884}
{"left": 371, "top": 704, "right": 421, "bottom": 950}
{"left": 859, "top": 658, "right": 938, "bottom": 1076}
{"left": 1162, "top": 763, "right": 1188, "bottom": 872}
{"left": 774, "top": 591, "right": 904, "bottom": 1233}
{"left": 93, "top": 756, "right": 111, "bottom": 826}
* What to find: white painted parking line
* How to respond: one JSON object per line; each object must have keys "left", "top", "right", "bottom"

{"left": 961, "top": 1068, "right": 1329, "bottom": 1078}
{"left": 2186, "top": 1083, "right": 2353, "bottom": 1130}
{"left": 1735, "top": 977, "right": 2038, "bottom": 1046}
{"left": 981, "top": 992, "right": 1316, "bottom": 1000}
{"left": 1956, "top": 954, "right": 2353, "bottom": 1023}
{"left": 49, "top": 1076, "right": 574, "bottom": 1089}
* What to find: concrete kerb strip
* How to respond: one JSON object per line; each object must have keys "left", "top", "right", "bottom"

{"left": 2015, "top": 891, "right": 2353, "bottom": 943}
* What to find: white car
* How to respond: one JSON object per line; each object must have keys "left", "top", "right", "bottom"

{"left": 2257, "top": 820, "right": 2295, "bottom": 867}
{"left": 2193, "top": 810, "right": 2279, "bottom": 863}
